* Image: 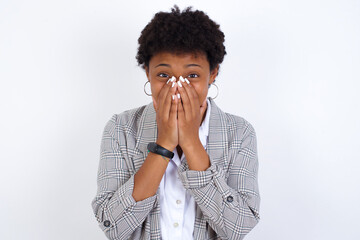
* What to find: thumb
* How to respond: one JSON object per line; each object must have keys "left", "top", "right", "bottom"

{"left": 200, "top": 98, "right": 207, "bottom": 117}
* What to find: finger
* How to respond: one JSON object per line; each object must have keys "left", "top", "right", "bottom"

{"left": 182, "top": 77, "right": 200, "bottom": 116}
{"left": 169, "top": 92, "right": 178, "bottom": 124}
{"left": 157, "top": 76, "right": 176, "bottom": 108}
{"left": 161, "top": 80, "right": 178, "bottom": 120}
{"left": 158, "top": 76, "right": 176, "bottom": 109}
{"left": 177, "top": 93, "right": 185, "bottom": 122}
{"left": 176, "top": 78, "right": 191, "bottom": 119}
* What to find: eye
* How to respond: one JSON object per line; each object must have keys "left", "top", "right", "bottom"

{"left": 187, "top": 73, "right": 199, "bottom": 78}
{"left": 158, "top": 73, "right": 169, "bottom": 78}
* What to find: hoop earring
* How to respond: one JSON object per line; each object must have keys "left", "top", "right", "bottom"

{"left": 144, "top": 81, "right": 152, "bottom": 96}
{"left": 208, "top": 83, "right": 219, "bottom": 99}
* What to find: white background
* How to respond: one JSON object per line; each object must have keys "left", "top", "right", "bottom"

{"left": 1, "top": 0, "right": 359, "bottom": 239}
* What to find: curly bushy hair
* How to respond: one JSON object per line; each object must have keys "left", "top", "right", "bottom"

{"left": 136, "top": 5, "right": 226, "bottom": 74}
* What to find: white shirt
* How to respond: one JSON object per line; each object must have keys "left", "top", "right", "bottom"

{"left": 159, "top": 98, "right": 211, "bottom": 240}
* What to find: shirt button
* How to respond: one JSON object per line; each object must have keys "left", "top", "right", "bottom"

{"left": 173, "top": 222, "right": 179, "bottom": 228}
{"left": 227, "top": 196, "right": 234, "bottom": 203}
{"left": 103, "top": 220, "right": 111, "bottom": 227}
{"left": 176, "top": 200, "right": 182, "bottom": 204}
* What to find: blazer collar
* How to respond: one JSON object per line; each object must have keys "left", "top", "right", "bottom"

{"left": 134, "top": 97, "right": 228, "bottom": 167}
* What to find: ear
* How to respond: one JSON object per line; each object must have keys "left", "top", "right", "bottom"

{"left": 209, "top": 64, "right": 219, "bottom": 84}
{"left": 145, "top": 66, "right": 150, "bottom": 81}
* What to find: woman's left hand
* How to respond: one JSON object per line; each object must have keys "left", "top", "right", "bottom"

{"left": 176, "top": 77, "right": 207, "bottom": 150}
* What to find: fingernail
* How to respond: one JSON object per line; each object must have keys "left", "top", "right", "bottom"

{"left": 185, "top": 78, "right": 190, "bottom": 84}
{"left": 172, "top": 81, "right": 177, "bottom": 87}
{"left": 177, "top": 93, "right": 180, "bottom": 99}
{"left": 179, "top": 76, "right": 185, "bottom": 82}
{"left": 177, "top": 81, "right": 182, "bottom": 87}
{"left": 171, "top": 76, "right": 176, "bottom": 82}
{"left": 166, "top": 78, "right": 171, "bottom": 84}
{"left": 172, "top": 95, "right": 175, "bottom": 100}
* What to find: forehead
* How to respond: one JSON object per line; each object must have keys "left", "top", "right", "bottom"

{"left": 149, "top": 51, "right": 209, "bottom": 67}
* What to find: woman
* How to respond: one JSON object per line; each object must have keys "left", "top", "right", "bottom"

{"left": 91, "top": 5, "right": 260, "bottom": 240}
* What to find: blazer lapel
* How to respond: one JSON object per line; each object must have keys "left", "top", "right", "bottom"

{"left": 193, "top": 97, "right": 230, "bottom": 239}
{"left": 206, "top": 97, "right": 229, "bottom": 168}
{"left": 131, "top": 102, "right": 161, "bottom": 239}
{"left": 133, "top": 101, "right": 158, "bottom": 171}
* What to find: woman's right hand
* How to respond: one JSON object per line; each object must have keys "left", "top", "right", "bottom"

{"left": 153, "top": 77, "right": 179, "bottom": 151}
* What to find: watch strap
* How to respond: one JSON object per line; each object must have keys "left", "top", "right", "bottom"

{"left": 147, "top": 142, "right": 174, "bottom": 159}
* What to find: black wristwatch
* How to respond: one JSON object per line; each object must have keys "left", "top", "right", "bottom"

{"left": 147, "top": 142, "right": 174, "bottom": 159}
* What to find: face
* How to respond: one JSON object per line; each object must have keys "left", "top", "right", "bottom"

{"left": 145, "top": 51, "right": 218, "bottom": 109}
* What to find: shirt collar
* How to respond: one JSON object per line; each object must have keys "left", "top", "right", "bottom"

{"left": 198, "top": 98, "right": 211, "bottom": 148}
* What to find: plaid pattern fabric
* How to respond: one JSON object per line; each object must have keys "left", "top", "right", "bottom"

{"left": 91, "top": 97, "right": 260, "bottom": 240}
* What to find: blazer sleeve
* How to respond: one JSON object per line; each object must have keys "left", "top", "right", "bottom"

{"left": 91, "top": 114, "right": 158, "bottom": 240}
{"left": 178, "top": 121, "right": 260, "bottom": 240}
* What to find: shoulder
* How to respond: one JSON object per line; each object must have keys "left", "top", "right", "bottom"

{"left": 102, "top": 104, "right": 148, "bottom": 139}
{"left": 224, "top": 112, "right": 256, "bottom": 135}
{"left": 209, "top": 98, "right": 256, "bottom": 142}
{"left": 221, "top": 111, "right": 257, "bottom": 147}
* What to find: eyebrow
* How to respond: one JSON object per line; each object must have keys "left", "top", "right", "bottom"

{"left": 155, "top": 63, "right": 202, "bottom": 68}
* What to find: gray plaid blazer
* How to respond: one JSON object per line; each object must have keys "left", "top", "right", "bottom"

{"left": 91, "top": 97, "right": 260, "bottom": 240}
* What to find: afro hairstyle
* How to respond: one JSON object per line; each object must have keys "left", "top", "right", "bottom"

{"left": 136, "top": 5, "right": 226, "bottom": 75}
